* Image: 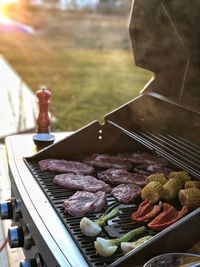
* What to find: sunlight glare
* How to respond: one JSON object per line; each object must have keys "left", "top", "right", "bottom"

{"left": 0, "top": 0, "right": 18, "bottom": 6}
{"left": 0, "top": 0, "right": 18, "bottom": 19}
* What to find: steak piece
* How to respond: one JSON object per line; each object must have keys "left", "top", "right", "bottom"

{"left": 118, "top": 152, "right": 168, "bottom": 166}
{"left": 111, "top": 184, "right": 141, "bottom": 203}
{"left": 83, "top": 154, "right": 132, "bottom": 170}
{"left": 54, "top": 173, "right": 111, "bottom": 193}
{"left": 39, "top": 159, "right": 95, "bottom": 175}
{"left": 63, "top": 191, "right": 107, "bottom": 217}
{"left": 134, "top": 164, "right": 172, "bottom": 176}
{"left": 98, "top": 168, "right": 147, "bottom": 187}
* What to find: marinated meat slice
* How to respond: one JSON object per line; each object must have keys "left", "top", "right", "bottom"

{"left": 134, "top": 164, "right": 171, "bottom": 176}
{"left": 54, "top": 173, "right": 111, "bottom": 193}
{"left": 83, "top": 154, "right": 132, "bottom": 170}
{"left": 111, "top": 184, "right": 141, "bottom": 203}
{"left": 63, "top": 191, "right": 107, "bottom": 217}
{"left": 118, "top": 152, "right": 168, "bottom": 166}
{"left": 98, "top": 168, "right": 147, "bottom": 187}
{"left": 39, "top": 159, "right": 95, "bottom": 175}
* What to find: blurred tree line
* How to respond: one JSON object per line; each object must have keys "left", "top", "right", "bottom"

{"left": 18, "top": 0, "right": 132, "bottom": 14}
{"left": 98, "top": 0, "right": 132, "bottom": 14}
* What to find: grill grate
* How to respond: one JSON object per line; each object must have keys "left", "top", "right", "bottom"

{"left": 24, "top": 129, "right": 200, "bottom": 266}
{"left": 24, "top": 160, "right": 155, "bottom": 267}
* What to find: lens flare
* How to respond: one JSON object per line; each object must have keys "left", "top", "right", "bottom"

{"left": 0, "top": 0, "right": 17, "bottom": 5}
{"left": 0, "top": 0, "right": 18, "bottom": 18}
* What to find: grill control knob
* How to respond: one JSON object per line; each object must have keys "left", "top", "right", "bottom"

{"left": 0, "top": 200, "right": 13, "bottom": 219}
{"left": 20, "top": 255, "right": 45, "bottom": 267}
{"left": 19, "top": 259, "right": 38, "bottom": 267}
{"left": 8, "top": 226, "right": 24, "bottom": 248}
{"left": 0, "top": 198, "right": 21, "bottom": 221}
{"left": 8, "top": 224, "right": 34, "bottom": 249}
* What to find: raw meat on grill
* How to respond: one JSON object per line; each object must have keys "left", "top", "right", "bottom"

{"left": 111, "top": 184, "right": 141, "bottom": 203}
{"left": 118, "top": 152, "right": 168, "bottom": 166}
{"left": 134, "top": 164, "right": 172, "bottom": 176}
{"left": 39, "top": 159, "right": 95, "bottom": 175}
{"left": 54, "top": 173, "right": 111, "bottom": 193}
{"left": 83, "top": 154, "right": 132, "bottom": 170}
{"left": 98, "top": 168, "right": 147, "bottom": 187}
{"left": 63, "top": 191, "right": 107, "bottom": 217}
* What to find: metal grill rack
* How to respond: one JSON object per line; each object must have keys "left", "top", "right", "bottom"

{"left": 108, "top": 122, "right": 200, "bottom": 179}
{"left": 24, "top": 160, "right": 156, "bottom": 267}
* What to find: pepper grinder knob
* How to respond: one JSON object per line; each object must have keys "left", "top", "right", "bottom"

{"left": 33, "top": 87, "right": 55, "bottom": 148}
{"left": 36, "top": 87, "right": 51, "bottom": 134}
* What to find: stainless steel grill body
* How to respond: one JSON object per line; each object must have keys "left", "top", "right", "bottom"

{"left": 5, "top": 0, "right": 200, "bottom": 266}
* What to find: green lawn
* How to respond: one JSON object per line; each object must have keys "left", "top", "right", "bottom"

{"left": 0, "top": 7, "right": 152, "bottom": 131}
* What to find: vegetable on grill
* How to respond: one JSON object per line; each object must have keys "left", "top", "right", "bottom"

{"left": 147, "top": 203, "right": 188, "bottom": 231}
{"left": 80, "top": 207, "right": 120, "bottom": 237}
{"left": 185, "top": 181, "right": 200, "bottom": 189}
{"left": 132, "top": 199, "right": 163, "bottom": 222}
{"left": 146, "top": 173, "right": 167, "bottom": 185}
{"left": 179, "top": 188, "right": 200, "bottom": 210}
{"left": 94, "top": 226, "right": 147, "bottom": 257}
{"left": 121, "top": 235, "right": 153, "bottom": 254}
{"left": 163, "top": 178, "right": 182, "bottom": 200}
{"left": 141, "top": 181, "right": 164, "bottom": 203}
{"left": 168, "top": 171, "right": 191, "bottom": 186}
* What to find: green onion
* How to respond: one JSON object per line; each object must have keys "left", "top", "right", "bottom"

{"left": 121, "top": 235, "right": 153, "bottom": 254}
{"left": 94, "top": 226, "right": 147, "bottom": 257}
{"left": 80, "top": 208, "right": 120, "bottom": 237}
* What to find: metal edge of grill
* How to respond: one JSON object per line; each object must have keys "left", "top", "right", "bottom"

{"left": 5, "top": 0, "right": 200, "bottom": 266}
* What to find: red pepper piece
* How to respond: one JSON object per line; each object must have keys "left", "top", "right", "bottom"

{"left": 147, "top": 203, "right": 188, "bottom": 231}
{"left": 132, "top": 199, "right": 163, "bottom": 222}
{"left": 132, "top": 199, "right": 149, "bottom": 220}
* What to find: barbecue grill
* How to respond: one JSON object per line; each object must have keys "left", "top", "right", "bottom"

{"left": 2, "top": 0, "right": 200, "bottom": 266}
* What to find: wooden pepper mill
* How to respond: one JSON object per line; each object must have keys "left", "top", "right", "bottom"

{"left": 36, "top": 87, "right": 51, "bottom": 133}
{"left": 33, "top": 87, "right": 55, "bottom": 148}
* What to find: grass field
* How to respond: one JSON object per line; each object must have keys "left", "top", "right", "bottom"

{"left": 0, "top": 5, "right": 152, "bottom": 131}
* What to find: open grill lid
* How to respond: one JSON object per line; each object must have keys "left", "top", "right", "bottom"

{"left": 104, "top": 0, "right": 200, "bottom": 159}
{"left": 129, "top": 0, "right": 200, "bottom": 110}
